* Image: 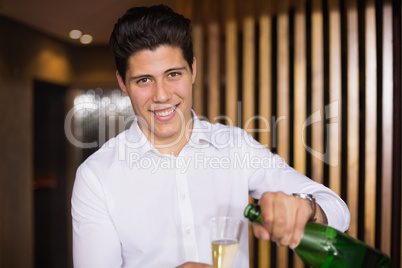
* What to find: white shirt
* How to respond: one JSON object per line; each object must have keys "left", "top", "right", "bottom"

{"left": 71, "top": 112, "right": 350, "bottom": 268}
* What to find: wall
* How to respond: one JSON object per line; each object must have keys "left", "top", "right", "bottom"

{"left": 0, "top": 15, "right": 117, "bottom": 268}
{"left": 189, "top": 0, "right": 402, "bottom": 267}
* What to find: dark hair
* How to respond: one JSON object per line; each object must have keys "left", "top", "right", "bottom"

{"left": 109, "top": 5, "right": 194, "bottom": 83}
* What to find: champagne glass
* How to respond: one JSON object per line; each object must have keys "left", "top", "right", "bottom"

{"left": 209, "top": 217, "right": 243, "bottom": 268}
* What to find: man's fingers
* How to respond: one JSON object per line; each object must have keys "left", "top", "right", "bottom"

{"left": 252, "top": 223, "right": 270, "bottom": 241}
{"left": 270, "top": 200, "right": 294, "bottom": 246}
{"left": 289, "top": 225, "right": 303, "bottom": 249}
{"left": 258, "top": 192, "right": 275, "bottom": 234}
{"left": 276, "top": 220, "right": 296, "bottom": 247}
{"left": 256, "top": 192, "right": 314, "bottom": 247}
{"left": 289, "top": 200, "right": 311, "bottom": 249}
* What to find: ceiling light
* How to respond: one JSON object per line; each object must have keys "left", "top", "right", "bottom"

{"left": 80, "top": 34, "right": 93, "bottom": 45}
{"left": 69, "top": 30, "right": 82, "bottom": 39}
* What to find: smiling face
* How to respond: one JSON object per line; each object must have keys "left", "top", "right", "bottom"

{"left": 117, "top": 45, "right": 196, "bottom": 152}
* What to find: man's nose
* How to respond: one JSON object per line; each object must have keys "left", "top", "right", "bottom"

{"left": 152, "top": 81, "right": 171, "bottom": 102}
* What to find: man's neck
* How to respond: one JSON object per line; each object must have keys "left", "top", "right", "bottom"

{"left": 139, "top": 121, "right": 194, "bottom": 157}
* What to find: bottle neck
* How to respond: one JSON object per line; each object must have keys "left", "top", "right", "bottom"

{"left": 244, "top": 204, "right": 260, "bottom": 222}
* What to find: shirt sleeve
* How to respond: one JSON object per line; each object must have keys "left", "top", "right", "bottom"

{"left": 71, "top": 164, "right": 122, "bottom": 268}
{"left": 243, "top": 132, "right": 350, "bottom": 232}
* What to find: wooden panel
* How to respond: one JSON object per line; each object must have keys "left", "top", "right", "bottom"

{"left": 381, "top": 0, "right": 393, "bottom": 255}
{"left": 276, "top": 2, "right": 289, "bottom": 266}
{"left": 242, "top": 0, "right": 256, "bottom": 134}
{"left": 258, "top": 0, "right": 272, "bottom": 149}
{"left": 400, "top": 1, "right": 402, "bottom": 262}
{"left": 225, "top": 0, "right": 238, "bottom": 126}
{"left": 207, "top": 0, "right": 220, "bottom": 121}
{"left": 257, "top": 0, "right": 272, "bottom": 267}
{"left": 328, "top": 0, "right": 341, "bottom": 196}
{"left": 191, "top": 0, "right": 205, "bottom": 116}
{"left": 241, "top": 0, "right": 257, "bottom": 265}
{"left": 276, "top": 6, "right": 290, "bottom": 163}
{"left": 397, "top": 3, "right": 402, "bottom": 265}
{"left": 311, "top": 0, "right": 324, "bottom": 184}
{"left": 192, "top": 24, "right": 204, "bottom": 116}
{"left": 175, "top": 0, "right": 192, "bottom": 19}
{"left": 384, "top": 1, "right": 400, "bottom": 266}
{"left": 293, "top": 1, "right": 307, "bottom": 176}
{"left": 364, "top": 0, "right": 377, "bottom": 247}
{"left": 346, "top": 0, "right": 359, "bottom": 239}
{"left": 293, "top": 3, "right": 307, "bottom": 268}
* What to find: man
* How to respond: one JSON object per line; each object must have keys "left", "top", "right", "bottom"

{"left": 71, "top": 5, "right": 350, "bottom": 268}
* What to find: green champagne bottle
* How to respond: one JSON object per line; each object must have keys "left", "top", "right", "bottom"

{"left": 244, "top": 204, "right": 392, "bottom": 268}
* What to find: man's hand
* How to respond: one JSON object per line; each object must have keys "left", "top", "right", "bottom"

{"left": 176, "top": 262, "right": 214, "bottom": 268}
{"left": 251, "top": 191, "right": 326, "bottom": 249}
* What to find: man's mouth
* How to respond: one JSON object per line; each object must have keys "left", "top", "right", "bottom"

{"left": 151, "top": 104, "right": 179, "bottom": 117}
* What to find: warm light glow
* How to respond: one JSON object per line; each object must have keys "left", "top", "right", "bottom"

{"left": 69, "top": 30, "right": 82, "bottom": 39}
{"left": 80, "top": 34, "right": 93, "bottom": 44}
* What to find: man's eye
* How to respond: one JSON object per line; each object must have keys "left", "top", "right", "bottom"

{"left": 168, "top": 72, "right": 180, "bottom": 78}
{"left": 137, "top": 78, "right": 150, "bottom": 84}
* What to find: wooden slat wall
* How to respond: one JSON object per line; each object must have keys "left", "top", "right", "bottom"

{"left": 311, "top": 0, "right": 325, "bottom": 185}
{"left": 328, "top": 0, "right": 342, "bottom": 196}
{"left": 189, "top": 0, "right": 401, "bottom": 267}
{"left": 276, "top": 1, "right": 290, "bottom": 267}
{"left": 191, "top": 0, "right": 205, "bottom": 116}
{"left": 346, "top": 0, "right": 359, "bottom": 240}
{"left": 293, "top": 2, "right": 307, "bottom": 268}
{"left": 392, "top": 1, "right": 402, "bottom": 265}
{"left": 381, "top": 0, "right": 392, "bottom": 256}
{"left": 294, "top": 0, "right": 307, "bottom": 181}
{"left": 224, "top": 0, "right": 238, "bottom": 125}
{"left": 257, "top": 1, "right": 272, "bottom": 267}
{"left": 242, "top": 0, "right": 256, "bottom": 134}
{"left": 207, "top": 0, "right": 220, "bottom": 122}
{"left": 364, "top": 0, "right": 377, "bottom": 248}
{"left": 258, "top": 0, "right": 272, "bottom": 149}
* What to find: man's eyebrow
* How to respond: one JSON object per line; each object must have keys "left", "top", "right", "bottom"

{"left": 128, "top": 67, "right": 188, "bottom": 81}
{"left": 129, "top": 74, "right": 151, "bottom": 81}
{"left": 165, "top": 67, "right": 187, "bottom": 73}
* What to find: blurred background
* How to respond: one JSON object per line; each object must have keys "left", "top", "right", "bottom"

{"left": 0, "top": 0, "right": 401, "bottom": 267}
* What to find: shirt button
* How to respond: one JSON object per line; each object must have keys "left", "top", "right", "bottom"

{"left": 181, "top": 194, "right": 186, "bottom": 199}
{"left": 186, "top": 229, "right": 191, "bottom": 235}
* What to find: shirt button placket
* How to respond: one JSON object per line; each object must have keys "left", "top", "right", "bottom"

{"left": 174, "top": 156, "right": 199, "bottom": 262}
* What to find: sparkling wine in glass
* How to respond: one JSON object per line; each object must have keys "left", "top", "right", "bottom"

{"left": 209, "top": 217, "right": 243, "bottom": 268}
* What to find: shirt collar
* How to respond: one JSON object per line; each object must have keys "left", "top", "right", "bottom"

{"left": 124, "top": 110, "right": 220, "bottom": 157}
{"left": 189, "top": 112, "right": 220, "bottom": 148}
{"left": 125, "top": 117, "right": 155, "bottom": 157}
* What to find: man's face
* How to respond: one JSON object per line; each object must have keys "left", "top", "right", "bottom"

{"left": 117, "top": 45, "right": 196, "bottom": 147}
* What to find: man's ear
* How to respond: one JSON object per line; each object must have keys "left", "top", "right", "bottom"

{"left": 191, "top": 57, "right": 197, "bottom": 84}
{"left": 116, "top": 70, "right": 128, "bottom": 96}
